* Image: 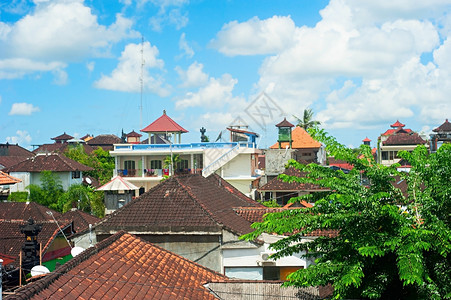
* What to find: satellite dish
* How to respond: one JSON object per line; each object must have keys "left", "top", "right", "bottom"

{"left": 85, "top": 177, "right": 92, "bottom": 184}
{"left": 71, "top": 246, "right": 85, "bottom": 257}
{"left": 30, "top": 265, "right": 50, "bottom": 277}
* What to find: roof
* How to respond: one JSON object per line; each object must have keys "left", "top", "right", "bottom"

{"left": 141, "top": 110, "right": 188, "bottom": 133}
{"left": 0, "top": 219, "right": 72, "bottom": 267}
{"left": 383, "top": 132, "right": 426, "bottom": 146}
{"left": 0, "top": 170, "right": 21, "bottom": 185}
{"left": 275, "top": 118, "right": 294, "bottom": 128}
{"left": 327, "top": 157, "right": 354, "bottom": 171}
{"left": 97, "top": 176, "right": 139, "bottom": 191}
{"left": 87, "top": 134, "right": 121, "bottom": 146}
{"left": 381, "top": 128, "right": 412, "bottom": 136}
{"left": 97, "top": 174, "right": 263, "bottom": 236}
{"left": 259, "top": 167, "right": 327, "bottom": 192}
{"left": 0, "top": 156, "right": 30, "bottom": 169}
{"left": 32, "top": 143, "right": 96, "bottom": 155}
{"left": 2, "top": 153, "right": 93, "bottom": 173}
{"left": 227, "top": 127, "right": 259, "bottom": 137}
{"left": 0, "top": 143, "right": 35, "bottom": 157}
{"left": 362, "top": 137, "right": 371, "bottom": 142}
{"left": 0, "top": 202, "right": 62, "bottom": 221}
{"left": 126, "top": 130, "right": 142, "bottom": 137}
{"left": 270, "top": 127, "right": 321, "bottom": 149}
{"left": 9, "top": 231, "right": 227, "bottom": 300}
{"left": 62, "top": 209, "right": 100, "bottom": 233}
{"left": 51, "top": 132, "right": 74, "bottom": 141}
{"left": 433, "top": 119, "right": 451, "bottom": 133}
{"left": 390, "top": 120, "right": 405, "bottom": 128}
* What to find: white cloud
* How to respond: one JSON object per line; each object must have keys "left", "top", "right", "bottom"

{"left": 235, "top": 0, "right": 451, "bottom": 131}
{"left": 6, "top": 130, "right": 32, "bottom": 145}
{"left": 175, "top": 73, "right": 240, "bottom": 109}
{"left": 0, "top": 0, "right": 138, "bottom": 79}
{"left": 86, "top": 61, "right": 95, "bottom": 72}
{"left": 179, "top": 33, "right": 194, "bottom": 58}
{"left": 210, "top": 16, "right": 296, "bottom": 56}
{"left": 94, "top": 41, "right": 170, "bottom": 96}
{"left": 175, "top": 61, "right": 208, "bottom": 87}
{"left": 145, "top": 0, "right": 189, "bottom": 31}
{"left": 9, "top": 102, "right": 40, "bottom": 115}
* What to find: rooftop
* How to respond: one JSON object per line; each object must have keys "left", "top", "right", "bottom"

{"left": 259, "top": 167, "right": 327, "bottom": 192}
{"left": 270, "top": 127, "right": 321, "bottom": 149}
{"left": 8, "top": 231, "right": 227, "bottom": 299}
{"left": 2, "top": 153, "right": 93, "bottom": 173}
{"left": 141, "top": 110, "right": 188, "bottom": 133}
{"left": 433, "top": 118, "right": 451, "bottom": 133}
{"left": 97, "top": 174, "right": 263, "bottom": 236}
{"left": 62, "top": 209, "right": 100, "bottom": 234}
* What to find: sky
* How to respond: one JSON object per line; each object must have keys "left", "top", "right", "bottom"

{"left": 1, "top": 0, "right": 450, "bottom": 150}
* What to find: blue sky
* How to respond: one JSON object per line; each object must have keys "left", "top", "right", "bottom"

{"left": 1, "top": 0, "right": 450, "bottom": 150}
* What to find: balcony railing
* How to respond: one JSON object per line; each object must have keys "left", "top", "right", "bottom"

{"left": 117, "top": 168, "right": 203, "bottom": 178}
{"left": 114, "top": 142, "right": 255, "bottom": 152}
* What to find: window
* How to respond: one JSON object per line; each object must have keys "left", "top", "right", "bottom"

{"left": 150, "top": 160, "right": 162, "bottom": 169}
{"left": 176, "top": 159, "right": 189, "bottom": 170}
{"left": 381, "top": 151, "right": 388, "bottom": 160}
{"left": 124, "top": 160, "right": 135, "bottom": 170}
{"left": 71, "top": 171, "right": 80, "bottom": 179}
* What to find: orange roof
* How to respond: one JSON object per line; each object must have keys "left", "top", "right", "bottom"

{"left": 141, "top": 110, "right": 188, "bottom": 133}
{"left": 270, "top": 126, "right": 321, "bottom": 149}
{"left": 0, "top": 171, "right": 21, "bottom": 185}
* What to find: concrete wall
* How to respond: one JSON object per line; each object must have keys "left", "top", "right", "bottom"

{"left": 9, "top": 172, "right": 30, "bottom": 192}
{"left": 72, "top": 230, "right": 97, "bottom": 249}
{"left": 264, "top": 149, "right": 295, "bottom": 176}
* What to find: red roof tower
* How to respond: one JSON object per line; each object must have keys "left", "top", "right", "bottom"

{"left": 141, "top": 110, "right": 188, "bottom": 144}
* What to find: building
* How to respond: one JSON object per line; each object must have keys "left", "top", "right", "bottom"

{"left": 110, "top": 111, "right": 261, "bottom": 196}
{"left": 33, "top": 132, "right": 96, "bottom": 155}
{"left": 0, "top": 143, "right": 35, "bottom": 170}
{"left": 377, "top": 120, "right": 427, "bottom": 166}
{"left": 430, "top": 119, "right": 451, "bottom": 153}
{"left": 0, "top": 171, "right": 21, "bottom": 200}
{"left": 7, "top": 231, "right": 227, "bottom": 300}
{"left": 2, "top": 153, "right": 93, "bottom": 192}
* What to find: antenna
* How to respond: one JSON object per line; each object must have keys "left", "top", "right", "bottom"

{"left": 140, "top": 36, "right": 145, "bottom": 130}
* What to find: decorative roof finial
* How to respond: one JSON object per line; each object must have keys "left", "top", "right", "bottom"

{"left": 163, "top": 110, "right": 166, "bottom": 115}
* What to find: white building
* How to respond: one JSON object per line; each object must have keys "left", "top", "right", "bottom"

{"left": 111, "top": 111, "right": 261, "bottom": 196}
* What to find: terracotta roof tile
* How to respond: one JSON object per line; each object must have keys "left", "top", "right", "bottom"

{"left": 259, "top": 167, "right": 327, "bottom": 191}
{"left": 270, "top": 127, "right": 321, "bottom": 149}
{"left": 61, "top": 209, "right": 100, "bottom": 233}
{"left": 97, "top": 174, "right": 262, "bottom": 236}
{"left": 0, "top": 171, "right": 21, "bottom": 184}
{"left": 433, "top": 119, "right": 451, "bottom": 132}
{"left": 275, "top": 118, "right": 294, "bottom": 127}
{"left": 9, "top": 232, "right": 227, "bottom": 300}
{"left": 141, "top": 111, "right": 188, "bottom": 133}
{"left": 383, "top": 132, "right": 426, "bottom": 145}
{"left": 33, "top": 143, "right": 96, "bottom": 155}
{"left": 126, "top": 130, "right": 142, "bottom": 137}
{"left": 390, "top": 120, "right": 405, "bottom": 128}
{"left": 87, "top": 134, "right": 121, "bottom": 146}
{"left": 2, "top": 153, "right": 93, "bottom": 173}
{"left": 0, "top": 156, "right": 30, "bottom": 169}
{"left": 0, "top": 202, "right": 62, "bottom": 221}
{"left": 51, "top": 132, "right": 74, "bottom": 141}
{"left": 0, "top": 144, "right": 34, "bottom": 157}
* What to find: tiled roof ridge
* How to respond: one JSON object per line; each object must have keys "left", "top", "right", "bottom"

{"left": 41, "top": 220, "right": 72, "bottom": 253}
{"left": 175, "top": 176, "right": 222, "bottom": 226}
{"left": 10, "top": 231, "right": 128, "bottom": 300}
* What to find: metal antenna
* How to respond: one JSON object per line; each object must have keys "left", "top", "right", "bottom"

{"left": 46, "top": 211, "right": 72, "bottom": 250}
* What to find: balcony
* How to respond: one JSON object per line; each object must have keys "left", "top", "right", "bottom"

{"left": 113, "top": 142, "right": 256, "bottom": 152}
{"left": 117, "top": 168, "right": 203, "bottom": 178}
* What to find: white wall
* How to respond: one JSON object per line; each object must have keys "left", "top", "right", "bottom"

{"left": 9, "top": 172, "right": 30, "bottom": 192}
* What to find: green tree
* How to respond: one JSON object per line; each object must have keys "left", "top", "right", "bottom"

{"left": 163, "top": 154, "right": 181, "bottom": 172}
{"left": 27, "top": 170, "right": 64, "bottom": 211}
{"left": 64, "top": 144, "right": 114, "bottom": 184}
{"left": 293, "top": 108, "right": 321, "bottom": 130}
{"left": 59, "top": 184, "right": 105, "bottom": 218}
{"left": 243, "top": 129, "right": 450, "bottom": 299}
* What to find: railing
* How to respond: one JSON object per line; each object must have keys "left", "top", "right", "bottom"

{"left": 114, "top": 142, "right": 255, "bottom": 151}
{"left": 202, "top": 144, "right": 245, "bottom": 177}
{"left": 117, "top": 168, "right": 204, "bottom": 178}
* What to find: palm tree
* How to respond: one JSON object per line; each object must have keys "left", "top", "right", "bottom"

{"left": 293, "top": 108, "right": 321, "bottom": 130}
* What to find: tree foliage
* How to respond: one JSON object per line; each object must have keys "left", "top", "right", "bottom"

{"left": 27, "top": 170, "right": 64, "bottom": 211}
{"left": 64, "top": 144, "right": 114, "bottom": 185}
{"left": 59, "top": 184, "right": 105, "bottom": 218}
{"left": 293, "top": 108, "right": 321, "bottom": 130}
{"left": 243, "top": 128, "right": 450, "bottom": 299}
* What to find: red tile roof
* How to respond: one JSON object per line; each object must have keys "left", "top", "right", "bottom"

{"left": 259, "top": 167, "right": 327, "bottom": 192}
{"left": 9, "top": 232, "right": 227, "bottom": 300}
{"left": 0, "top": 156, "right": 30, "bottom": 169}
{"left": 383, "top": 132, "right": 426, "bottom": 145}
{"left": 0, "top": 143, "right": 34, "bottom": 157}
{"left": 327, "top": 157, "right": 354, "bottom": 171}
{"left": 0, "top": 170, "right": 21, "bottom": 184}
{"left": 33, "top": 143, "right": 96, "bottom": 155}
{"left": 390, "top": 120, "right": 405, "bottom": 128}
{"left": 362, "top": 137, "right": 371, "bottom": 142}
{"left": 275, "top": 118, "right": 294, "bottom": 128}
{"left": 51, "top": 132, "right": 74, "bottom": 141}
{"left": 433, "top": 119, "right": 451, "bottom": 132}
{"left": 381, "top": 128, "right": 412, "bottom": 136}
{"left": 86, "top": 134, "right": 121, "bottom": 146}
{"left": 270, "top": 127, "right": 321, "bottom": 149}
{"left": 126, "top": 130, "right": 142, "bottom": 137}
{"left": 141, "top": 110, "right": 188, "bottom": 133}
{"left": 62, "top": 209, "right": 100, "bottom": 234}
{"left": 97, "top": 174, "right": 262, "bottom": 236}
{"left": 2, "top": 153, "right": 93, "bottom": 173}
{"left": 0, "top": 219, "right": 72, "bottom": 267}
{"left": 0, "top": 202, "right": 62, "bottom": 221}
